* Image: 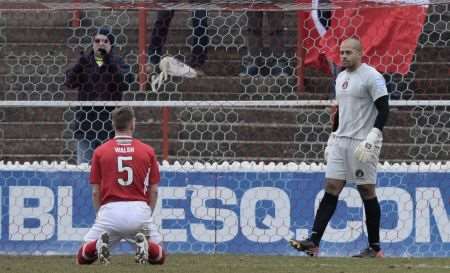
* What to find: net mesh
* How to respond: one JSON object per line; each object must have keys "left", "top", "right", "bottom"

{"left": 0, "top": 1, "right": 448, "bottom": 102}
{"left": 0, "top": 1, "right": 449, "bottom": 163}
{"left": 0, "top": 0, "right": 449, "bottom": 258}
{"left": 0, "top": 101, "right": 448, "bottom": 164}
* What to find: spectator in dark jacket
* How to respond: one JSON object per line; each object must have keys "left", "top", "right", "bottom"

{"left": 65, "top": 27, "right": 134, "bottom": 164}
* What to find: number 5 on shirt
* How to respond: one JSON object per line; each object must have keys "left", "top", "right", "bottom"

{"left": 117, "top": 156, "right": 133, "bottom": 186}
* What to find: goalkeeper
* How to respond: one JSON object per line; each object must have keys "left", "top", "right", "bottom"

{"left": 290, "top": 38, "right": 389, "bottom": 258}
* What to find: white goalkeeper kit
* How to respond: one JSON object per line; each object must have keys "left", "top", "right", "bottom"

{"left": 325, "top": 63, "right": 388, "bottom": 184}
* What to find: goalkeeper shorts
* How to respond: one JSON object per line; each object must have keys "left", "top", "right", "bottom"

{"left": 325, "top": 137, "right": 378, "bottom": 185}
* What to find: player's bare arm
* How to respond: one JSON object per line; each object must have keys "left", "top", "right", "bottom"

{"left": 91, "top": 184, "right": 101, "bottom": 212}
{"left": 332, "top": 105, "right": 339, "bottom": 132}
{"left": 149, "top": 184, "right": 159, "bottom": 211}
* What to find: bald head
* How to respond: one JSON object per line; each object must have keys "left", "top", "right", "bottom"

{"left": 340, "top": 38, "right": 363, "bottom": 71}
{"left": 341, "top": 38, "right": 363, "bottom": 53}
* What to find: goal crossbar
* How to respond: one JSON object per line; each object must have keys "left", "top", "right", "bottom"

{"left": 1, "top": 100, "right": 449, "bottom": 107}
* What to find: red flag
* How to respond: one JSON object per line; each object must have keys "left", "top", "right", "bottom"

{"left": 302, "top": 11, "right": 331, "bottom": 74}
{"left": 320, "top": 5, "right": 427, "bottom": 74}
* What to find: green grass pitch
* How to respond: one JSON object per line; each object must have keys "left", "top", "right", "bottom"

{"left": 1, "top": 254, "right": 449, "bottom": 273}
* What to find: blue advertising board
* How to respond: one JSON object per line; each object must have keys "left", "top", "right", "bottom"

{"left": 0, "top": 169, "right": 448, "bottom": 257}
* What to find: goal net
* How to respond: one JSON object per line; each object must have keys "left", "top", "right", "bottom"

{"left": 0, "top": 0, "right": 448, "bottom": 257}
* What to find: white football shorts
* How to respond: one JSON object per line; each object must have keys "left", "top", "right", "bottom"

{"left": 83, "top": 201, "right": 162, "bottom": 245}
{"left": 325, "top": 137, "right": 378, "bottom": 185}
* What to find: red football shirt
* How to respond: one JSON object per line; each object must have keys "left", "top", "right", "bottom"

{"left": 90, "top": 135, "right": 160, "bottom": 206}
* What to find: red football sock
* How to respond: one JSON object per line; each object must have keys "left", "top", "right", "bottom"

{"left": 76, "top": 240, "right": 98, "bottom": 265}
{"left": 148, "top": 241, "right": 166, "bottom": 265}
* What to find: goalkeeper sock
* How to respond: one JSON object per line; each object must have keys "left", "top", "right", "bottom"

{"left": 363, "top": 197, "right": 381, "bottom": 252}
{"left": 310, "top": 192, "right": 339, "bottom": 246}
{"left": 148, "top": 241, "right": 166, "bottom": 265}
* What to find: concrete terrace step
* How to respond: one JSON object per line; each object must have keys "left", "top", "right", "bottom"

{"left": 0, "top": 106, "right": 171, "bottom": 122}
{"left": 2, "top": 44, "right": 449, "bottom": 65}
{"left": 1, "top": 10, "right": 281, "bottom": 28}
{"left": 0, "top": 10, "right": 205, "bottom": 28}
{"left": 0, "top": 44, "right": 246, "bottom": 60}
{"left": 1, "top": 119, "right": 447, "bottom": 146}
{"left": 0, "top": 122, "right": 170, "bottom": 139}
{"left": 0, "top": 138, "right": 162, "bottom": 156}
{"left": 3, "top": 7, "right": 446, "bottom": 37}
{"left": 415, "top": 47, "right": 450, "bottom": 63}
{"left": 409, "top": 63, "right": 450, "bottom": 78}
{"left": 0, "top": 55, "right": 448, "bottom": 82}
{"left": 1, "top": 106, "right": 448, "bottom": 128}
{"left": 2, "top": 5, "right": 447, "bottom": 47}
{"left": 129, "top": 77, "right": 450, "bottom": 94}
{"left": 1, "top": 8, "right": 447, "bottom": 44}
{"left": 2, "top": 138, "right": 448, "bottom": 163}
{"left": 3, "top": 27, "right": 296, "bottom": 47}
{"left": 3, "top": 76, "right": 447, "bottom": 98}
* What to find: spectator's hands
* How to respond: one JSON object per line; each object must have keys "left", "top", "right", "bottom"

{"left": 98, "top": 48, "right": 107, "bottom": 56}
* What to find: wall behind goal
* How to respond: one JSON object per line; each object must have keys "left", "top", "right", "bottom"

{"left": 0, "top": 166, "right": 448, "bottom": 257}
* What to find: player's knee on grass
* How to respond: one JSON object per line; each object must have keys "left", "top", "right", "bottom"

{"left": 148, "top": 241, "right": 166, "bottom": 265}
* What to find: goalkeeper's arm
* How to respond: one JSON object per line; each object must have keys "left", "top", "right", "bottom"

{"left": 354, "top": 95, "right": 389, "bottom": 162}
{"left": 373, "top": 95, "right": 389, "bottom": 131}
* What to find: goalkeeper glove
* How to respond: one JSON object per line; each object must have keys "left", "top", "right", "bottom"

{"left": 324, "top": 132, "right": 336, "bottom": 161}
{"left": 354, "top": 128, "right": 383, "bottom": 163}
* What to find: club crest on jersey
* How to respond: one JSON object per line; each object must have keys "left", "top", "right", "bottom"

{"left": 355, "top": 169, "right": 364, "bottom": 178}
{"left": 342, "top": 80, "right": 349, "bottom": 89}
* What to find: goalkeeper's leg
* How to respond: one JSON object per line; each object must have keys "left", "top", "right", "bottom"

{"left": 291, "top": 139, "right": 347, "bottom": 256}
{"left": 350, "top": 140, "right": 383, "bottom": 256}
{"left": 355, "top": 184, "right": 383, "bottom": 257}
{"left": 290, "top": 179, "right": 345, "bottom": 256}
{"left": 312, "top": 138, "right": 347, "bottom": 247}
{"left": 310, "top": 180, "right": 345, "bottom": 245}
